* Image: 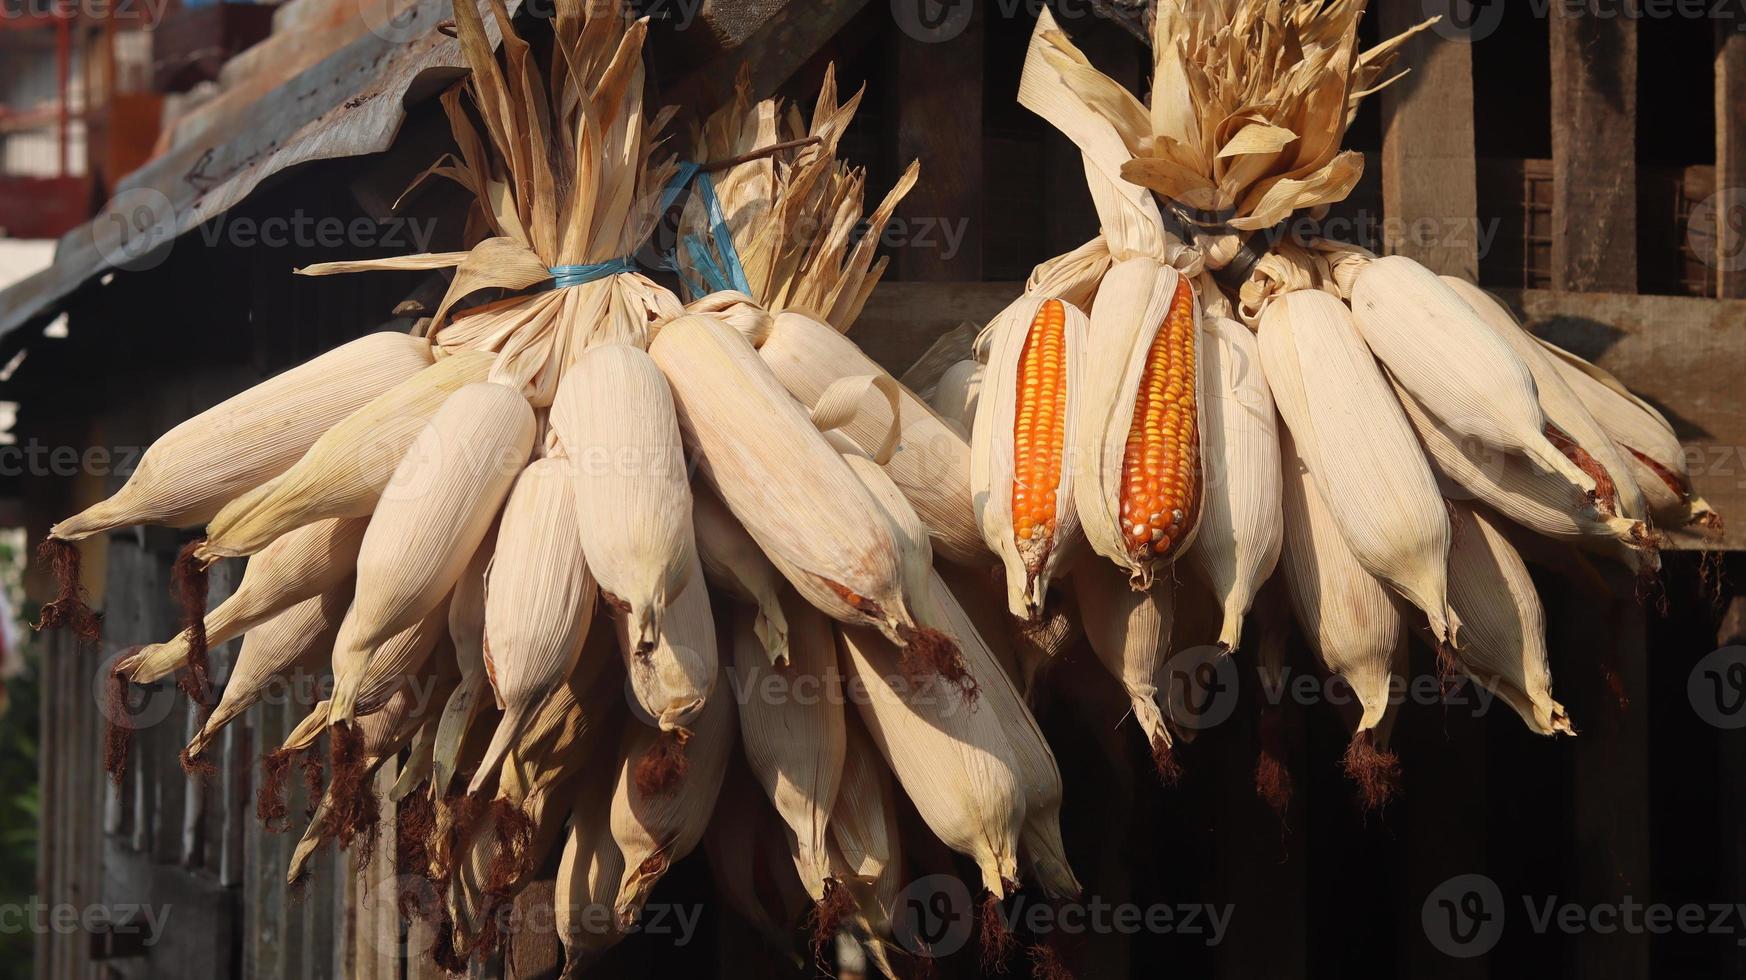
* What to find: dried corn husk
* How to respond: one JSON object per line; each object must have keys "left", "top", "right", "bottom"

{"left": 835, "top": 624, "right": 1023, "bottom": 898}
{"left": 840, "top": 453, "right": 933, "bottom": 618}
{"left": 125, "top": 517, "right": 366, "bottom": 683}
{"left": 327, "top": 598, "right": 451, "bottom": 727}
{"left": 757, "top": 310, "right": 984, "bottom": 567}
{"left": 1190, "top": 314, "right": 1283, "bottom": 650}
{"left": 1536, "top": 337, "right": 1721, "bottom": 529}
{"left": 648, "top": 313, "right": 928, "bottom": 644}
{"left": 1070, "top": 557, "right": 1177, "bottom": 778}
{"left": 51, "top": 332, "right": 431, "bottom": 541}
{"left": 1278, "top": 427, "right": 1407, "bottom": 806}
{"left": 616, "top": 552, "right": 715, "bottom": 733}
{"left": 610, "top": 669, "right": 736, "bottom": 926}
{"left": 1393, "top": 379, "right": 1658, "bottom": 572}
{"left": 328, "top": 382, "right": 533, "bottom": 723}
{"left": 432, "top": 527, "right": 497, "bottom": 795}
{"left": 921, "top": 568, "right": 1078, "bottom": 898}
{"left": 1349, "top": 256, "right": 1597, "bottom": 497}
{"left": 556, "top": 758, "right": 629, "bottom": 964}
{"left": 467, "top": 458, "right": 596, "bottom": 792}
{"left": 929, "top": 358, "right": 985, "bottom": 436}
{"left": 829, "top": 719, "right": 902, "bottom": 950}
{"left": 1440, "top": 278, "right": 1646, "bottom": 521}
{"left": 704, "top": 762, "right": 812, "bottom": 965}
{"left": 550, "top": 345, "right": 694, "bottom": 650}
{"left": 939, "top": 561, "right": 1076, "bottom": 700}
{"left": 692, "top": 482, "right": 789, "bottom": 665}
{"left": 1444, "top": 502, "right": 1574, "bottom": 736}
{"left": 200, "top": 351, "right": 495, "bottom": 559}
{"left": 1073, "top": 258, "right": 1205, "bottom": 587}
{"left": 902, "top": 323, "right": 978, "bottom": 400}
{"left": 184, "top": 585, "right": 348, "bottom": 761}
{"left": 1258, "top": 288, "right": 1459, "bottom": 644}
{"left": 974, "top": 293, "right": 1089, "bottom": 617}
{"left": 730, "top": 592, "right": 845, "bottom": 900}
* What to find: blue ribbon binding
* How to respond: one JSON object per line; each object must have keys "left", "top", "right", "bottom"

{"left": 547, "top": 256, "right": 637, "bottom": 289}
{"left": 654, "top": 161, "right": 751, "bottom": 298}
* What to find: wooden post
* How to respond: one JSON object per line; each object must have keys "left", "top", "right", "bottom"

{"left": 1379, "top": 0, "right": 1480, "bottom": 278}
{"left": 1718, "top": 594, "right": 1746, "bottom": 980}
{"left": 1717, "top": 23, "right": 1746, "bottom": 298}
{"left": 1550, "top": 0, "right": 1638, "bottom": 292}
{"left": 887, "top": 0, "right": 983, "bottom": 280}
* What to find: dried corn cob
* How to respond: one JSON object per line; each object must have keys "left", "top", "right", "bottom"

{"left": 550, "top": 345, "right": 694, "bottom": 651}
{"left": 327, "top": 598, "right": 450, "bottom": 726}
{"left": 200, "top": 351, "right": 495, "bottom": 560}
{"left": 1073, "top": 259, "right": 1204, "bottom": 589}
{"left": 1071, "top": 557, "right": 1178, "bottom": 781}
{"left": 974, "top": 295, "right": 1088, "bottom": 617}
{"left": 555, "top": 756, "right": 629, "bottom": 964}
{"left": 51, "top": 332, "right": 431, "bottom": 541}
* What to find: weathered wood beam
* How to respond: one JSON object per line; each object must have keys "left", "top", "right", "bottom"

{"left": 887, "top": 0, "right": 984, "bottom": 280}
{"left": 1717, "top": 23, "right": 1746, "bottom": 299}
{"left": 1549, "top": 1, "right": 1638, "bottom": 292}
{"left": 658, "top": 0, "right": 872, "bottom": 120}
{"left": 1379, "top": 0, "right": 1480, "bottom": 279}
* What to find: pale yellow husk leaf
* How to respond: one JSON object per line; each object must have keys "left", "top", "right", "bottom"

{"left": 691, "top": 481, "right": 789, "bottom": 665}
{"left": 615, "top": 552, "right": 715, "bottom": 733}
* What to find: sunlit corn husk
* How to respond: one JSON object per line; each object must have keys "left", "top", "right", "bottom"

{"left": 125, "top": 517, "right": 366, "bottom": 684}
{"left": 1189, "top": 313, "right": 1283, "bottom": 650}
{"left": 648, "top": 313, "right": 927, "bottom": 643}
{"left": 828, "top": 720, "right": 902, "bottom": 953}
{"left": 835, "top": 624, "right": 1023, "bottom": 898}
{"left": 1348, "top": 257, "right": 1597, "bottom": 499}
{"left": 452, "top": 643, "right": 618, "bottom": 946}
{"left": 200, "top": 351, "right": 496, "bottom": 559}
{"left": 973, "top": 294, "right": 1088, "bottom": 617}
{"left": 1258, "top": 288, "right": 1459, "bottom": 644}
{"left": 1069, "top": 557, "right": 1177, "bottom": 779}
{"left": 1535, "top": 337, "right": 1721, "bottom": 530}
{"left": 615, "top": 551, "right": 715, "bottom": 734}
{"left": 1278, "top": 427, "right": 1407, "bottom": 808}
{"left": 610, "top": 669, "right": 736, "bottom": 927}
{"left": 1441, "top": 278, "right": 1646, "bottom": 521}
{"left": 432, "top": 527, "right": 496, "bottom": 795}
{"left": 922, "top": 568, "right": 1078, "bottom": 899}
{"left": 1444, "top": 501, "right": 1574, "bottom": 736}
{"left": 328, "top": 382, "right": 533, "bottom": 723}
{"left": 692, "top": 481, "right": 789, "bottom": 665}
{"left": 390, "top": 714, "right": 438, "bottom": 802}
{"left": 184, "top": 585, "right": 349, "bottom": 761}
{"left": 467, "top": 458, "right": 596, "bottom": 793}
{"left": 840, "top": 453, "right": 934, "bottom": 618}
{"left": 730, "top": 593, "right": 845, "bottom": 901}
{"left": 50, "top": 332, "right": 431, "bottom": 541}
{"left": 327, "top": 598, "right": 451, "bottom": 727}
{"left": 929, "top": 358, "right": 985, "bottom": 436}
{"left": 1073, "top": 258, "right": 1205, "bottom": 589}
{"left": 704, "top": 762, "right": 811, "bottom": 965}
{"left": 551, "top": 345, "right": 695, "bottom": 650}
{"left": 757, "top": 310, "right": 984, "bottom": 567}
{"left": 1393, "top": 378, "right": 1659, "bottom": 573}
{"left": 556, "top": 760, "right": 629, "bottom": 964}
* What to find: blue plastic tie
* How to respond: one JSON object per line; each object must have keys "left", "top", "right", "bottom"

{"left": 547, "top": 257, "right": 637, "bottom": 289}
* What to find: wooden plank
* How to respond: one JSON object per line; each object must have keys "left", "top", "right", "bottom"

{"left": 1379, "top": 0, "right": 1479, "bottom": 279}
{"left": 848, "top": 280, "right": 1016, "bottom": 374}
{"left": 1717, "top": 24, "right": 1746, "bottom": 299}
{"left": 1719, "top": 594, "right": 1746, "bottom": 980}
{"left": 507, "top": 879, "right": 563, "bottom": 979}
{"left": 658, "top": 0, "right": 871, "bottom": 121}
{"left": 1549, "top": 2, "right": 1638, "bottom": 293}
{"left": 887, "top": 0, "right": 983, "bottom": 281}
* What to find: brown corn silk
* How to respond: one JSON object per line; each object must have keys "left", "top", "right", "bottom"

{"left": 50, "top": 332, "right": 431, "bottom": 541}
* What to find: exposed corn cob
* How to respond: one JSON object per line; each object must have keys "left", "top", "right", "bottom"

{"left": 648, "top": 313, "right": 935, "bottom": 648}
{"left": 124, "top": 517, "right": 366, "bottom": 684}
{"left": 1258, "top": 289, "right": 1459, "bottom": 645}
{"left": 974, "top": 295, "right": 1088, "bottom": 617}
{"left": 756, "top": 310, "right": 984, "bottom": 566}
{"left": 730, "top": 592, "right": 845, "bottom": 901}
{"left": 1444, "top": 501, "right": 1575, "bottom": 736}
{"left": 1278, "top": 427, "right": 1407, "bottom": 810}
{"left": 1189, "top": 314, "right": 1283, "bottom": 650}
{"left": 184, "top": 585, "right": 349, "bottom": 762}
{"left": 550, "top": 345, "right": 695, "bottom": 650}
{"left": 1349, "top": 256, "right": 1598, "bottom": 498}
{"left": 1070, "top": 557, "right": 1178, "bottom": 781}
{"left": 328, "top": 382, "right": 534, "bottom": 723}
{"left": 1536, "top": 337, "right": 1721, "bottom": 531}
{"left": 50, "top": 332, "right": 432, "bottom": 541}
{"left": 1073, "top": 259, "right": 1204, "bottom": 589}
{"left": 614, "top": 550, "right": 715, "bottom": 736}
{"left": 692, "top": 481, "right": 789, "bottom": 665}
{"left": 610, "top": 669, "right": 736, "bottom": 927}
{"left": 200, "top": 351, "right": 495, "bottom": 560}
{"left": 466, "top": 458, "right": 596, "bottom": 793}
{"left": 1441, "top": 277, "right": 1647, "bottom": 521}
{"left": 835, "top": 623, "right": 1023, "bottom": 898}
